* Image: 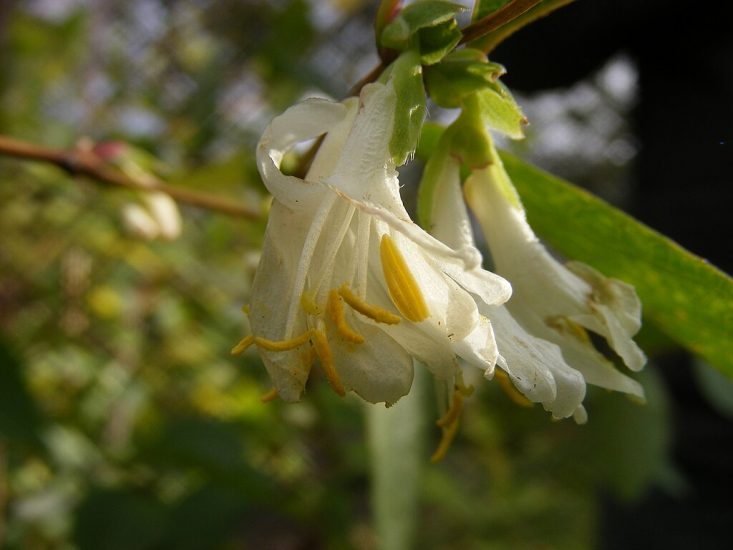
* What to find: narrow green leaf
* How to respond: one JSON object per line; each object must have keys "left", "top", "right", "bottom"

{"left": 501, "top": 151, "right": 733, "bottom": 376}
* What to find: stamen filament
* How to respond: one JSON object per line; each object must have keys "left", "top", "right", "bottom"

{"left": 436, "top": 390, "right": 464, "bottom": 428}
{"left": 495, "top": 370, "right": 534, "bottom": 407}
{"left": 327, "top": 290, "right": 364, "bottom": 343}
{"left": 312, "top": 328, "right": 346, "bottom": 397}
{"left": 339, "top": 285, "right": 401, "bottom": 325}
{"left": 254, "top": 330, "right": 313, "bottom": 351}
{"left": 379, "top": 234, "right": 429, "bottom": 322}
{"left": 430, "top": 418, "right": 460, "bottom": 464}
{"left": 260, "top": 387, "right": 279, "bottom": 403}
{"left": 230, "top": 335, "right": 254, "bottom": 356}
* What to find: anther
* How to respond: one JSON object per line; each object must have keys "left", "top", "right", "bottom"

{"left": 254, "top": 330, "right": 313, "bottom": 352}
{"left": 231, "top": 335, "right": 254, "bottom": 356}
{"left": 495, "top": 370, "right": 534, "bottom": 407}
{"left": 338, "top": 285, "right": 401, "bottom": 325}
{"left": 327, "top": 289, "right": 364, "bottom": 343}
{"left": 379, "top": 234, "right": 429, "bottom": 323}
{"left": 312, "top": 328, "right": 346, "bottom": 397}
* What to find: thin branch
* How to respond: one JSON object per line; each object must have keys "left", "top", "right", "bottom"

{"left": 460, "top": 0, "right": 543, "bottom": 45}
{"left": 0, "top": 135, "right": 261, "bottom": 220}
{"left": 470, "top": 0, "right": 577, "bottom": 54}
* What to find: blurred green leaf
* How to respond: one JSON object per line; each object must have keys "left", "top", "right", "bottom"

{"left": 577, "top": 369, "right": 672, "bottom": 499}
{"left": 74, "top": 489, "right": 169, "bottom": 550}
{"left": 502, "top": 152, "right": 733, "bottom": 376}
{"left": 164, "top": 486, "right": 254, "bottom": 550}
{"left": 0, "top": 337, "right": 42, "bottom": 444}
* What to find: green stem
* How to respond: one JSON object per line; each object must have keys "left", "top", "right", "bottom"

{"left": 367, "top": 366, "right": 428, "bottom": 550}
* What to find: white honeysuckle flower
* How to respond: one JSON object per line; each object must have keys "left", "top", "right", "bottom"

{"left": 460, "top": 157, "right": 646, "bottom": 420}
{"left": 120, "top": 192, "right": 182, "bottom": 241}
{"left": 142, "top": 192, "right": 182, "bottom": 240}
{"left": 233, "top": 80, "right": 512, "bottom": 407}
{"left": 425, "top": 147, "right": 644, "bottom": 422}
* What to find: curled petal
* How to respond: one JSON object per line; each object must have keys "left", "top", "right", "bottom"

{"left": 257, "top": 98, "right": 352, "bottom": 210}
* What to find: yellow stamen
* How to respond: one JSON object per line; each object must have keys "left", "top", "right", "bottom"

{"left": 312, "top": 329, "right": 346, "bottom": 397}
{"left": 379, "top": 234, "right": 429, "bottom": 322}
{"left": 338, "top": 285, "right": 401, "bottom": 325}
{"left": 430, "top": 418, "right": 460, "bottom": 464}
{"left": 260, "top": 387, "right": 279, "bottom": 403}
{"left": 254, "top": 330, "right": 313, "bottom": 352}
{"left": 300, "top": 290, "right": 321, "bottom": 315}
{"left": 230, "top": 335, "right": 254, "bottom": 356}
{"left": 436, "top": 390, "right": 464, "bottom": 428}
{"left": 327, "top": 289, "right": 364, "bottom": 343}
{"left": 495, "top": 370, "right": 534, "bottom": 407}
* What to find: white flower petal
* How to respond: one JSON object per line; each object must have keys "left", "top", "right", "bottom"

{"left": 257, "top": 98, "right": 351, "bottom": 210}
{"left": 327, "top": 315, "right": 414, "bottom": 405}
{"left": 465, "top": 163, "right": 645, "bottom": 374}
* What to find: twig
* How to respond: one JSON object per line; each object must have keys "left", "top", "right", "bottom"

{"left": 459, "top": 0, "right": 543, "bottom": 45}
{"left": 0, "top": 135, "right": 261, "bottom": 220}
{"left": 469, "top": 0, "right": 576, "bottom": 54}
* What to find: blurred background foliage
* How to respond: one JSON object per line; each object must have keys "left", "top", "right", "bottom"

{"left": 0, "top": 1, "right": 730, "bottom": 549}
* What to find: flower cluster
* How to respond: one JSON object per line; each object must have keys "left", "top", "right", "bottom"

{"left": 234, "top": 68, "right": 646, "bottom": 450}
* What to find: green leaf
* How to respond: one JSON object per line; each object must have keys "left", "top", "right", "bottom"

{"left": 424, "top": 48, "right": 505, "bottom": 108}
{"left": 380, "top": 1, "right": 464, "bottom": 65}
{"left": 473, "top": 0, "right": 513, "bottom": 20}
{"left": 386, "top": 50, "right": 427, "bottom": 165}
{"left": 501, "top": 151, "right": 733, "bottom": 376}
{"left": 475, "top": 80, "right": 527, "bottom": 139}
